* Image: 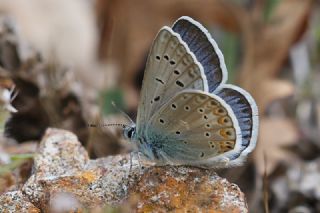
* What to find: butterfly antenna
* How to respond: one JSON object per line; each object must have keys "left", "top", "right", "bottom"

{"left": 88, "top": 123, "right": 131, "bottom": 129}
{"left": 111, "top": 101, "right": 134, "bottom": 124}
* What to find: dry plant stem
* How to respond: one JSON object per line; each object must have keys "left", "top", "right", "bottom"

{"left": 263, "top": 152, "right": 269, "bottom": 213}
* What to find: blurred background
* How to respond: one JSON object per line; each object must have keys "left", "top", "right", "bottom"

{"left": 0, "top": 0, "right": 319, "bottom": 212}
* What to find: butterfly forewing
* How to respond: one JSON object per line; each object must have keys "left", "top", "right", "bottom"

{"left": 136, "top": 26, "right": 208, "bottom": 135}
{"left": 145, "top": 90, "right": 242, "bottom": 167}
{"left": 172, "top": 16, "right": 228, "bottom": 92}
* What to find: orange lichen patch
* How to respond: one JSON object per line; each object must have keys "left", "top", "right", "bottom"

{"left": 130, "top": 166, "right": 247, "bottom": 212}
{"left": 0, "top": 191, "right": 41, "bottom": 213}
{"left": 33, "top": 170, "right": 105, "bottom": 211}
{"left": 77, "top": 171, "right": 97, "bottom": 183}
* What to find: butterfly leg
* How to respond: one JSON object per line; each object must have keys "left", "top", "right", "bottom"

{"left": 123, "top": 151, "right": 134, "bottom": 190}
{"left": 128, "top": 151, "right": 142, "bottom": 178}
{"left": 128, "top": 151, "right": 134, "bottom": 177}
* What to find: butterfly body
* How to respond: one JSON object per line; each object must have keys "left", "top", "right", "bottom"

{"left": 125, "top": 16, "right": 258, "bottom": 168}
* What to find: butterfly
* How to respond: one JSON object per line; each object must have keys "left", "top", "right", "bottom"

{"left": 123, "top": 16, "right": 258, "bottom": 168}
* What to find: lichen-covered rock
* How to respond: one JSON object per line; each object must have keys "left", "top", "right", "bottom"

{"left": 0, "top": 190, "right": 40, "bottom": 213}
{"left": 130, "top": 166, "right": 248, "bottom": 213}
{"left": 23, "top": 128, "right": 144, "bottom": 211}
{"left": 21, "top": 128, "right": 248, "bottom": 212}
{"left": 34, "top": 128, "right": 89, "bottom": 178}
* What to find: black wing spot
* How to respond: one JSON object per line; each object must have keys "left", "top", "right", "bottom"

{"left": 174, "top": 70, "right": 180, "bottom": 75}
{"left": 203, "top": 115, "right": 208, "bottom": 120}
{"left": 205, "top": 132, "right": 210, "bottom": 137}
{"left": 156, "top": 55, "right": 161, "bottom": 60}
{"left": 198, "top": 108, "right": 204, "bottom": 113}
{"left": 200, "top": 152, "right": 205, "bottom": 158}
{"left": 171, "top": 103, "right": 177, "bottom": 109}
{"left": 159, "top": 119, "right": 165, "bottom": 124}
{"left": 183, "top": 141, "right": 188, "bottom": 144}
{"left": 164, "top": 55, "right": 169, "bottom": 60}
{"left": 226, "top": 131, "right": 232, "bottom": 136}
{"left": 170, "top": 60, "right": 176, "bottom": 65}
{"left": 176, "top": 131, "right": 181, "bottom": 135}
{"left": 155, "top": 78, "right": 165, "bottom": 84}
{"left": 154, "top": 96, "right": 160, "bottom": 101}
{"left": 184, "top": 106, "right": 190, "bottom": 111}
{"left": 176, "top": 80, "right": 184, "bottom": 87}
{"left": 206, "top": 124, "right": 211, "bottom": 128}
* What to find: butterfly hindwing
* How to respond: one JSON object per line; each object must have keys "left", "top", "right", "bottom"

{"left": 215, "top": 85, "right": 259, "bottom": 163}
{"left": 172, "top": 16, "right": 227, "bottom": 92}
{"left": 144, "top": 90, "right": 243, "bottom": 167}
{"left": 136, "top": 26, "right": 208, "bottom": 136}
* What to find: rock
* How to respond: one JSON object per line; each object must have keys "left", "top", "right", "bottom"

{"left": 34, "top": 128, "right": 89, "bottom": 178}
{"left": 0, "top": 190, "right": 40, "bottom": 213}
{"left": 23, "top": 128, "right": 144, "bottom": 212}
{"left": 19, "top": 128, "right": 248, "bottom": 212}
{"left": 130, "top": 166, "right": 248, "bottom": 213}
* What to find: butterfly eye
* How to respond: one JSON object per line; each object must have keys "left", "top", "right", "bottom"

{"left": 127, "top": 128, "right": 134, "bottom": 138}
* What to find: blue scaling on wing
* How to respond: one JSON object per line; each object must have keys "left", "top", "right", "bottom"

{"left": 172, "top": 17, "right": 226, "bottom": 92}
{"left": 215, "top": 86, "right": 254, "bottom": 156}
